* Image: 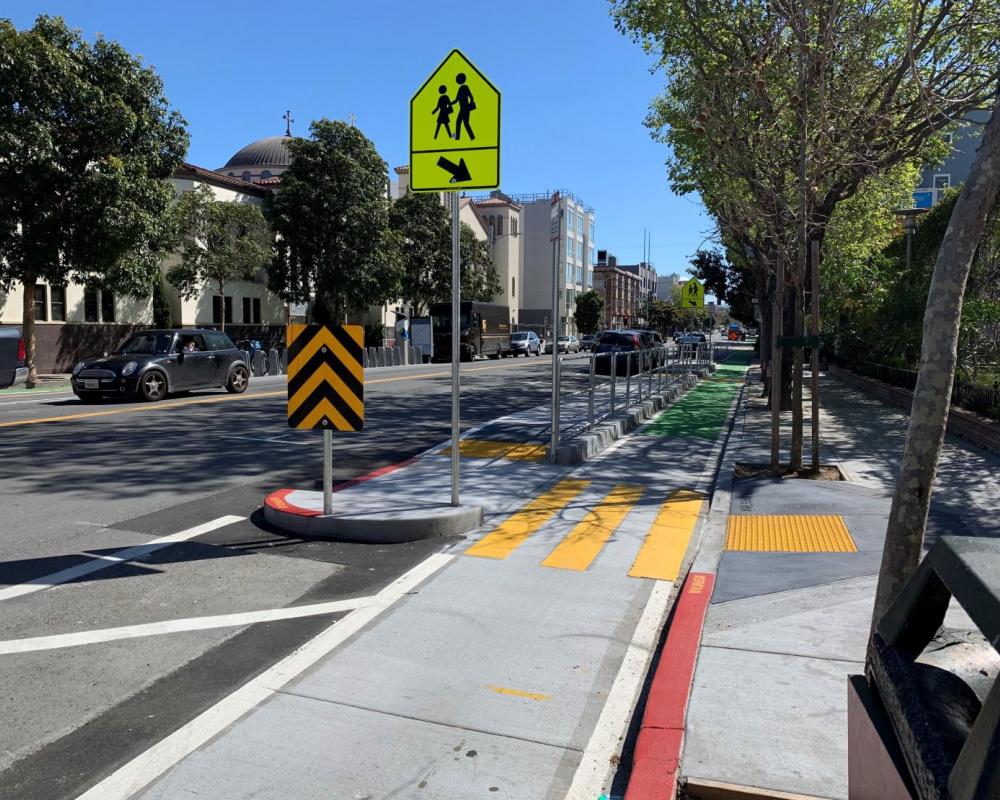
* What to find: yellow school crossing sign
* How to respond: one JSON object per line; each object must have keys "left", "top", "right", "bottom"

{"left": 410, "top": 49, "right": 500, "bottom": 192}
{"left": 682, "top": 277, "right": 705, "bottom": 308}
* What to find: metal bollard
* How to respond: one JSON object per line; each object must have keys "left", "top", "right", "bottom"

{"left": 625, "top": 350, "right": 632, "bottom": 408}
{"left": 610, "top": 351, "right": 617, "bottom": 416}
{"left": 637, "top": 350, "right": 643, "bottom": 404}
{"left": 588, "top": 353, "right": 595, "bottom": 430}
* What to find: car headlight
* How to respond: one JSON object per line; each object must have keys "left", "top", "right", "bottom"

{"left": 121, "top": 361, "right": 138, "bottom": 377}
{"left": 73, "top": 361, "right": 87, "bottom": 376}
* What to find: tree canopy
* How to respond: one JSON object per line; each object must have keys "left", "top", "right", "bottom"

{"left": 266, "top": 119, "right": 401, "bottom": 322}
{"left": 0, "top": 15, "right": 188, "bottom": 382}
{"left": 574, "top": 289, "right": 605, "bottom": 334}
{"left": 388, "top": 191, "right": 451, "bottom": 315}
{"left": 458, "top": 225, "right": 502, "bottom": 303}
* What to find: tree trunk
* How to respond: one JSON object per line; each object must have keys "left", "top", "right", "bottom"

{"left": 759, "top": 278, "right": 772, "bottom": 399}
{"left": 791, "top": 281, "right": 805, "bottom": 470}
{"left": 21, "top": 276, "right": 38, "bottom": 389}
{"left": 870, "top": 91, "right": 1000, "bottom": 631}
{"left": 781, "top": 279, "right": 795, "bottom": 411}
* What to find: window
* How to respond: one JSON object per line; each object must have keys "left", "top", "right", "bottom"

{"left": 589, "top": 220, "right": 595, "bottom": 242}
{"left": 496, "top": 216, "right": 503, "bottom": 236}
{"left": 512, "top": 218, "right": 518, "bottom": 236}
{"left": 84, "top": 288, "right": 99, "bottom": 322}
{"left": 511, "top": 276, "right": 516, "bottom": 298}
{"left": 212, "top": 295, "right": 233, "bottom": 325}
{"left": 243, "top": 297, "right": 252, "bottom": 323}
{"left": 576, "top": 267, "right": 584, "bottom": 284}
{"left": 50, "top": 285, "right": 66, "bottom": 321}
{"left": 242, "top": 171, "right": 252, "bottom": 182}
{"left": 577, "top": 212, "right": 584, "bottom": 232}
{"left": 934, "top": 174, "right": 951, "bottom": 190}
{"left": 565, "top": 262, "right": 574, "bottom": 284}
{"left": 101, "top": 290, "right": 115, "bottom": 323}
{"left": 260, "top": 170, "right": 272, "bottom": 180}
{"left": 252, "top": 297, "right": 261, "bottom": 324}
{"left": 204, "top": 331, "right": 235, "bottom": 351}
{"left": 566, "top": 209, "right": 575, "bottom": 233}
{"left": 33, "top": 284, "right": 48, "bottom": 322}
{"left": 589, "top": 246, "right": 595, "bottom": 266}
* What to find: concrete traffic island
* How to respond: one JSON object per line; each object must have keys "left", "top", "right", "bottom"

{"left": 264, "top": 488, "right": 483, "bottom": 542}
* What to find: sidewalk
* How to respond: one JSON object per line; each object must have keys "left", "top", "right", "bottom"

{"left": 678, "top": 370, "right": 1000, "bottom": 799}
{"left": 73, "top": 353, "right": 751, "bottom": 800}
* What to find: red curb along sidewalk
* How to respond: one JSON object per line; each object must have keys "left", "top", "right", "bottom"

{"left": 625, "top": 571, "right": 715, "bottom": 800}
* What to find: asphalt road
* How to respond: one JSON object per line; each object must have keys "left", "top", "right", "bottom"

{"left": 0, "top": 353, "right": 593, "bottom": 799}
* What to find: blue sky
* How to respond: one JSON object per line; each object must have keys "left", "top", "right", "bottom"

{"left": 6, "top": 0, "right": 712, "bottom": 275}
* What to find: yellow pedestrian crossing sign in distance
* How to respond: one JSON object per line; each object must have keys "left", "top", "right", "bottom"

{"left": 410, "top": 49, "right": 500, "bottom": 193}
{"left": 286, "top": 324, "right": 365, "bottom": 431}
{"left": 682, "top": 277, "right": 705, "bottom": 309}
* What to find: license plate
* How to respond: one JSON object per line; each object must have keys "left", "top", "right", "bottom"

{"left": 83, "top": 379, "right": 99, "bottom": 390}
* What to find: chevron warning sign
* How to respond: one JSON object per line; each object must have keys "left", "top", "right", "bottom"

{"left": 286, "top": 324, "right": 365, "bottom": 431}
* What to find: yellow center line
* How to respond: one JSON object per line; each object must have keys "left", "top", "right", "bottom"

{"left": 542, "top": 484, "right": 644, "bottom": 572}
{"left": 0, "top": 357, "right": 554, "bottom": 429}
{"left": 465, "top": 479, "right": 591, "bottom": 560}
{"left": 487, "top": 685, "right": 552, "bottom": 702}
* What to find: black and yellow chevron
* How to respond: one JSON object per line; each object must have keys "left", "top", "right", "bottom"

{"left": 286, "top": 324, "right": 364, "bottom": 431}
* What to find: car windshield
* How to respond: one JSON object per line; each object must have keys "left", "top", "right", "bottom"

{"left": 116, "top": 333, "right": 174, "bottom": 355}
{"left": 558, "top": 336, "right": 569, "bottom": 342}
{"left": 511, "top": 333, "right": 528, "bottom": 341}
{"left": 432, "top": 314, "right": 471, "bottom": 329}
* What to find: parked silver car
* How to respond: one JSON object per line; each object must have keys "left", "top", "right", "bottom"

{"left": 546, "top": 335, "right": 580, "bottom": 354}
{"left": 509, "top": 331, "right": 542, "bottom": 357}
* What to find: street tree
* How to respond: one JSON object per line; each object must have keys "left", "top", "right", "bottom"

{"left": 167, "top": 184, "right": 271, "bottom": 331}
{"left": 872, "top": 92, "right": 1000, "bottom": 627}
{"left": 0, "top": 15, "right": 188, "bottom": 386}
{"left": 388, "top": 191, "right": 451, "bottom": 316}
{"left": 457, "top": 225, "right": 502, "bottom": 302}
{"left": 266, "top": 119, "right": 401, "bottom": 322}
{"left": 574, "top": 290, "right": 605, "bottom": 334}
{"left": 613, "top": 0, "right": 998, "bottom": 469}
{"left": 648, "top": 299, "right": 683, "bottom": 336}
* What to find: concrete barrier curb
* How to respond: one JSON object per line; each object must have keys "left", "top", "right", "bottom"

{"left": 264, "top": 489, "right": 484, "bottom": 543}
{"left": 554, "top": 376, "right": 698, "bottom": 465}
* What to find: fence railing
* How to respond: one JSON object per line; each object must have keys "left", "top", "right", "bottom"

{"left": 833, "top": 355, "right": 1000, "bottom": 421}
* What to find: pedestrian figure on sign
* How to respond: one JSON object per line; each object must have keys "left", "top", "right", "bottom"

{"left": 452, "top": 73, "right": 476, "bottom": 141}
{"left": 432, "top": 85, "right": 453, "bottom": 140}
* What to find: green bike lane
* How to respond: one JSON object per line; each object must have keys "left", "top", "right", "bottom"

{"left": 643, "top": 350, "right": 753, "bottom": 440}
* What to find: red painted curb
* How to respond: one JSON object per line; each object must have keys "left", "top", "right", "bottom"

{"left": 264, "top": 456, "right": 419, "bottom": 517}
{"left": 624, "top": 571, "right": 715, "bottom": 800}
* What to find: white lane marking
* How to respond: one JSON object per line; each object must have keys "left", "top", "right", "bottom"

{"left": 74, "top": 551, "right": 454, "bottom": 800}
{"left": 0, "top": 597, "right": 374, "bottom": 654}
{"left": 565, "top": 579, "right": 675, "bottom": 799}
{"left": 0, "top": 516, "right": 245, "bottom": 604}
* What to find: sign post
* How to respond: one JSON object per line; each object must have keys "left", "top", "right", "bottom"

{"left": 410, "top": 49, "right": 500, "bottom": 505}
{"left": 550, "top": 192, "right": 561, "bottom": 463}
{"left": 286, "top": 323, "right": 365, "bottom": 515}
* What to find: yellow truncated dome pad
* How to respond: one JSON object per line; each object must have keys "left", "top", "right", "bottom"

{"left": 726, "top": 515, "right": 857, "bottom": 552}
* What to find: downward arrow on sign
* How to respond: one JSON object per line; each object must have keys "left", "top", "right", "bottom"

{"left": 437, "top": 156, "right": 472, "bottom": 183}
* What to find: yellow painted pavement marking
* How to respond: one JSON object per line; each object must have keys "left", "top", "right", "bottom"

{"left": 0, "top": 390, "right": 287, "bottom": 429}
{"left": 542, "top": 484, "right": 644, "bottom": 572}
{"left": 487, "top": 685, "right": 552, "bottom": 702}
{"left": 465, "top": 479, "right": 590, "bottom": 560}
{"left": 439, "top": 439, "right": 547, "bottom": 461}
{"left": 726, "top": 515, "right": 857, "bottom": 552}
{"left": 0, "top": 357, "right": 553, "bottom": 429}
{"left": 628, "top": 489, "right": 704, "bottom": 581}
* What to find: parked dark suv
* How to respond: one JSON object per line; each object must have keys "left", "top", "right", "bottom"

{"left": 71, "top": 329, "right": 250, "bottom": 402}
{"left": 594, "top": 330, "right": 642, "bottom": 376}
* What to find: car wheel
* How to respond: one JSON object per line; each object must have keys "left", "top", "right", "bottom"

{"left": 139, "top": 371, "right": 167, "bottom": 402}
{"left": 226, "top": 365, "right": 249, "bottom": 394}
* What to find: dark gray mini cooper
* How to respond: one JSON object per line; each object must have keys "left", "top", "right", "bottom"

{"left": 71, "top": 329, "right": 250, "bottom": 402}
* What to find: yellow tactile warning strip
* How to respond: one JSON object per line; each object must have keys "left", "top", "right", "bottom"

{"left": 628, "top": 489, "right": 704, "bottom": 581}
{"left": 726, "top": 515, "right": 857, "bottom": 552}
{"left": 465, "top": 479, "right": 590, "bottom": 559}
{"left": 439, "top": 439, "right": 548, "bottom": 461}
{"left": 542, "top": 484, "right": 645, "bottom": 572}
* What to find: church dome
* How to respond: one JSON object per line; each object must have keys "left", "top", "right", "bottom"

{"left": 223, "top": 135, "right": 293, "bottom": 169}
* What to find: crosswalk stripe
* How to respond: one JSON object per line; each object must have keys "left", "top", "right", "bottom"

{"left": 628, "top": 489, "right": 704, "bottom": 580}
{"left": 542, "top": 484, "right": 644, "bottom": 572}
{"left": 465, "top": 479, "right": 590, "bottom": 560}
